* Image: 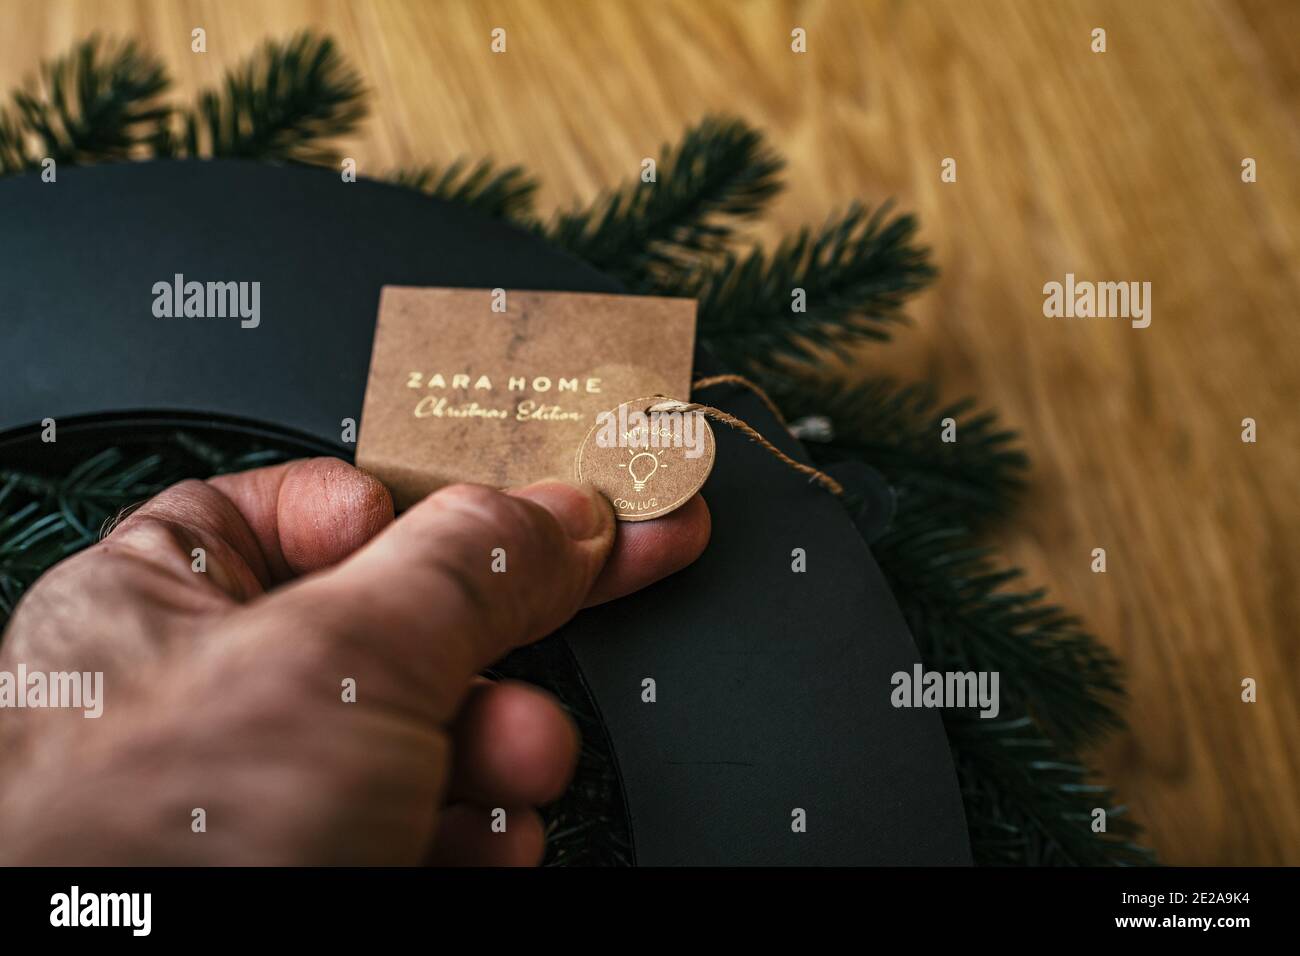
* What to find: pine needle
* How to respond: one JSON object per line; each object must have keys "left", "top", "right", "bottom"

{"left": 545, "top": 115, "right": 784, "bottom": 287}
{"left": 690, "top": 202, "right": 937, "bottom": 373}
{"left": 389, "top": 159, "right": 538, "bottom": 220}
{"left": 168, "top": 32, "right": 367, "bottom": 163}
{"left": 0, "top": 36, "right": 170, "bottom": 174}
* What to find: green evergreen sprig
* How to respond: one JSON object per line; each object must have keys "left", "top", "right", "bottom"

{"left": 688, "top": 203, "right": 937, "bottom": 373}
{"left": 165, "top": 32, "right": 366, "bottom": 162}
{"left": 779, "top": 375, "right": 1135, "bottom": 860}
{"left": 0, "top": 32, "right": 366, "bottom": 174}
{"left": 389, "top": 159, "right": 539, "bottom": 220}
{"left": 544, "top": 115, "right": 785, "bottom": 288}
{"left": 950, "top": 714, "right": 1150, "bottom": 865}
{"left": 874, "top": 507, "right": 1124, "bottom": 752}
{"left": 0, "top": 36, "right": 169, "bottom": 173}
{"left": 0, "top": 449, "right": 155, "bottom": 615}
{"left": 779, "top": 376, "right": 1028, "bottom": 531}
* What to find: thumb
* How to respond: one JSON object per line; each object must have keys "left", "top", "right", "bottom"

{"left": 232, "top": 480, "right": 615, "bottom": 723}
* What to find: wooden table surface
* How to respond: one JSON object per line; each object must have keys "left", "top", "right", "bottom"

{"left": 2, "top": 0, "right": 1296, "bottom": 866}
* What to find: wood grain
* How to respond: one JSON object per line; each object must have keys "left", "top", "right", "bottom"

{"left": 2, "top": 0, "right": 1296, "bottom": 865}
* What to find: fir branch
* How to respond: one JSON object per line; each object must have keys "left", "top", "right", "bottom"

{"left": 790, "top": 374, "right": 1139, "bottom": 861}
{"left": 0, "top": 36, "right": 170, "bottom": 175}
{"left": 167, "top": 32, "right": 366, "bottom": 163}
{"left": 873, "top": 506, "right": 1125, "bottom": 750}
{"left": 950, "top": 714, "right": 1151, "bottom": 865}
{"left": 170, "top": 432, "right": 290, "bottom": 475}
{"left": 790, "top": 377, "right": 1120, "bottom": 747}
{"left": 389, "top": 159, "right": 538, "bottom": 220}
{"left": 780, "top": 377, "right": 1028, "bottom": 530}
{"left": 0, "top": 108, "right": 29, "bottom": 173}
{"left": 545, "top": 115, "right": 784, "bottom": 287}
{"left": 0, "top": 449, "right": 163, "bottom": 617}
{"left": 0, "top": 498, "right": 85, "bottom": 619}
{"left": 687, "top": 202, "right": 937, "bottom": 373}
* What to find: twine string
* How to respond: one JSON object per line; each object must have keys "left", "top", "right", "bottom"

{"left": 690, "top": 374, "right": 789, "bottom": 426}
{"left": 641, "top": 376, "right": 844, "bottom": 497}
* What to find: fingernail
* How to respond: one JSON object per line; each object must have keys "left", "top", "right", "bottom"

{"left": 512, "top": 480, "right": 610, "bottom": 541}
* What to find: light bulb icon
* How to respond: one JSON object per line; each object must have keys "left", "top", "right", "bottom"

{"left": 627, "top": 451, "right": 659, "bottom": 492}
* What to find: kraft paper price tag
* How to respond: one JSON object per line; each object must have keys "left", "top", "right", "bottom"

{"left": 574, "top": 397, "right": 716, "bottom": 521}
{"left": 356, "top": 287, "right": 697, "bottom": 510}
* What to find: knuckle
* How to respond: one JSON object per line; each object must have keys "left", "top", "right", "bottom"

{"left": 431, "top": 483, "right": 564, "bottom": 551}
{"left": 99, "top": 511, "right": 258, "bottom": 603}
{"left": 427, "top": 482, "right": 502, "bottom": 515}
{"left": 110, "top": 513, "right": 198, "bottom": 557}
{"left": 427, "top": 485, "right": 534, "bottom": 551}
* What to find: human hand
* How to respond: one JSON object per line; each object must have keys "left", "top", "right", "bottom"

{"left": 0, "top": 458, "right": 709, "bottom": 864}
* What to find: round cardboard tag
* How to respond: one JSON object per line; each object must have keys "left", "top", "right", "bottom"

{"left": 575, "top": 397, "right": 716, "bottom": 521}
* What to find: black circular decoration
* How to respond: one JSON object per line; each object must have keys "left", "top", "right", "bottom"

{"left": 0, "top": 160, "right": 970, "bottom": 865}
